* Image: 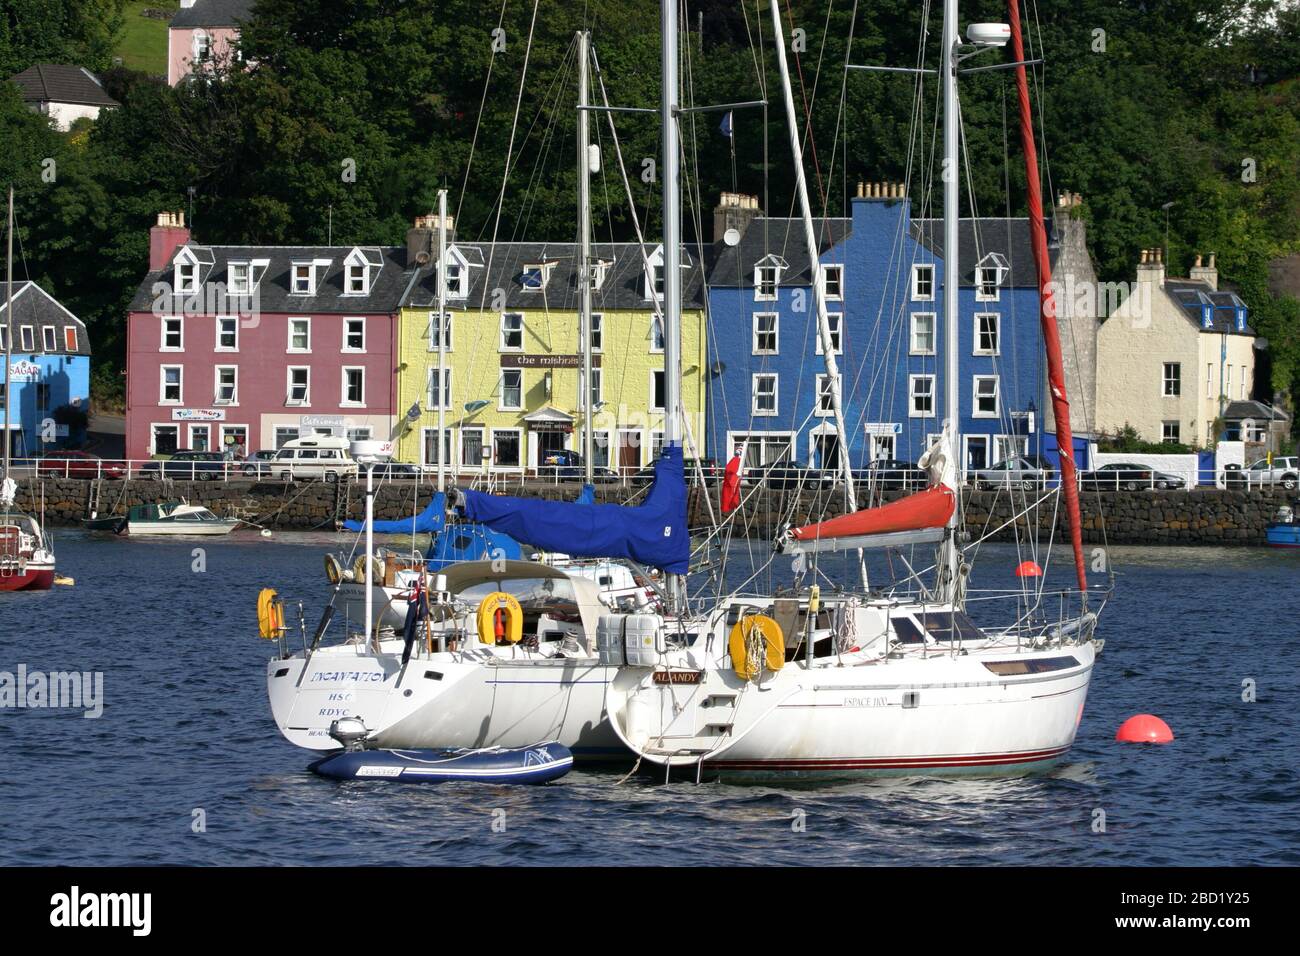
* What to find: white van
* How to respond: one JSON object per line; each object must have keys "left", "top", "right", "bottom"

{"left": 273, "top": 435, "right": 358, "bottom": 482}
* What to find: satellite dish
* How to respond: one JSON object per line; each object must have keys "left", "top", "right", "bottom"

{"left": 723, "top": 228, "right": 741, "bottom": 247}
{"left": 464, "top": 399, "right": 490, "bottom": 413}
{"left": 415, "top": 251, "right": 431, "bottom": 265}
{"left": 711, "top": 361, "right": 726, "bottom": 375}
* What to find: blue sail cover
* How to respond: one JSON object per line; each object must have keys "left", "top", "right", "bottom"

{"left": 458, "top": 446, "right": 689, "bottom": 574}
{"left": 427, "top": 523, "right": 522, "bottom": 571}
{"left": 343, "top": 493, "right": 446, "bottom": 534}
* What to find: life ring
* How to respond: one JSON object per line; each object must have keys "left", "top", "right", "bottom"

{"left": 257, "top": 587, "right": 285, "bottom": 639}
{"left": 352, "top": 554, "right": 383, "bottom": 583}
{"left": 324, "top": 553, "right": 344, "bottom": 585}
{"left": 728, "top": 614, "right": 784, "bottom": 680}
{"left": 477, "top": 591, "right": 523, "bottom": 645}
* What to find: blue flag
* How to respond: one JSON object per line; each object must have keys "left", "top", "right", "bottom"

{"left": 719, "top": 111, "right": 733, "bottom": 138}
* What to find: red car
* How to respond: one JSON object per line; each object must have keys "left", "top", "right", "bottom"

{"left": 36, "top": 451, "right": 127, "bottom": 480}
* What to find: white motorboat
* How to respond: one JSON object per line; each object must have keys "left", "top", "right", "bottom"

{"left": 99, "top": 501, "right": 240, "bottom": 536}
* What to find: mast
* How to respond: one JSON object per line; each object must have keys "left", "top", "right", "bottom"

{"left": 768, "top": 1, "right": 861, "bottom": 552}
{"left": 940, "top": 0, "right": 961, "bottom": 600}
{"left": 436, "top": 188, "right": 448, "bottom": 493}
{"left": 1007, "top": 0, "right": 1088, "bottom": 594}
{"left": 3, "top": 186, "right": 11, "bottom": 489}
{"left": 661, "top": 0, "right": 683, "bottom": 610}
{"left": 578, "top": 29, "right": 595, "bottom": 486}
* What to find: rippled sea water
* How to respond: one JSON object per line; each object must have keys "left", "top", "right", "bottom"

{"left": 1, "top": 530, "right": 1296, "bottom": 865}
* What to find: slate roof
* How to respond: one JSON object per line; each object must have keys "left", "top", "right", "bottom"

{"left": 127, "top": 245, "right": 416, "bottom": 313}
{"left": 9, "top": 64, "right": 118, "bottom": 108}
{"left": 704, "top": 217, "right": 852, "bottom": 287}
{"left": 912, "top": 217, "right": 1060, "bottom": 287}
{"left": 404, "top": 241, "right": 708, "bottom": 311}
{"left": 1164, "top": 279, "right": 1254, "bottom": 336}
{"left": 0, "top": 282, "right": 92, "bottom": 356}
{"left": 170, "top": 0, "right": 256, "bottom": 29}
{"left": 1222, "top": 400, "right": 1288, "bottom": 422}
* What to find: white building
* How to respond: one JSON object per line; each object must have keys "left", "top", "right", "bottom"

{"left": 9, "top": 64, "right": 119, "bottom": 131}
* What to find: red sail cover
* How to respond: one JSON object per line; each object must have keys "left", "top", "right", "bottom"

{"left": 789, "top": 486, "right": 955, "bottom": 541}
{"left": 721, "top": 454, "right": 742, "bottom": 514}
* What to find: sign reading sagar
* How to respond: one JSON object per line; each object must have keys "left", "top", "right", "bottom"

{"left": 500, "top": 354, "right": 602, "bottom": 369}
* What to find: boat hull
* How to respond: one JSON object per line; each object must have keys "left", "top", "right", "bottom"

{"left": 1265, "top": 524, "right": 1300, "bottom": 548}
{"left": 309, "top": 742, "right": 573, "bottom": 784}
{"left": 0, "top": 564, "right": 56, "bottom": 591}
{"left": 126, "top": 520, "right": 239, "bottom": 536}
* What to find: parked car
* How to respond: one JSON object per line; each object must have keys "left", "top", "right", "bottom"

{"left": 630, "top": 457, "right": 722, "bottom": 486}
{"left": 859, "top": 458, "right": 927, "bottom": 492}
{"left": 971, "top": 455, "right": 1055, "bottom": 490}
{"left": 271, "top": 436, "right": 359, "bottom": 482}
{"left": 36, "top": 450, "right": 126, "bottom": 480}
{"left": 1079, "top": 462, "right": 1185, "bottom": 491}
{"left": 139, "top": 451, "right": 231, "bottom": 481}
{"left": 369, "top": 461, "right": 422, "bottom": 480}
{"left": 538, "top": 451, "right": 620, "bottom": 483}
{"left": 743, "top": 463, "right": 837, "bottom": 491}
{"left": 1228, "top": 456, "right": 1300, "bottom": 490}
{"left": 240, "top": 450, "right": 278, "bottom": 478}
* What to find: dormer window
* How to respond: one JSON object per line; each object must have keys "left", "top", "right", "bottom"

{"left": 343, "top": 248, "right": 382, "bottom": 296}
{"left": 590, "top": 260, "right": 611, "bottom": 291}
{"left": 346, "top": 262, "right": 368, "bottom": 295}
{"left": 974, "top": 253, "right": 1008, "bottom": 302}
{"left": 445, "top": 261, "right": 466, "bottom": 297}
{"left": 753, "top": 254, "right": 786, "bottom": 301}
{"left": 227, "top": 260, "right": 267, "bottom": 297}
{"left": 521, "top": 263, "right": 554, "bottom": 292}
{"left": 174, "top": 249, "right": 199, "bottom": 295}
{"left": 644, "top": 247, "right": 666, "bottom": 300}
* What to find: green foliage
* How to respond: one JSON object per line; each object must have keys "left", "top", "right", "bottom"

{"left": 0, "top": 0, "right": 126, "bottom": 75}
{"left": 1098, "top": 423, "right": 1195, "bottom": 454}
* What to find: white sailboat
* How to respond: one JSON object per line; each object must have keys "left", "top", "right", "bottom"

{"left": 600, "top": 0, "right": 1107, "bottom": 780}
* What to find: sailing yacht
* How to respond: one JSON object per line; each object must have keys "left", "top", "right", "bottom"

{"left": 601, "top": 0, "right": 1107, "bottom": 780}
{"left": 1, "top": 187, "right": 56, "bottom": 593}
{"left": 263, "top": 23, "right": 705, "bottom": 757}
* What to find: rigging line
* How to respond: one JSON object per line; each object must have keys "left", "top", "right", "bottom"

{"left": 455, "top": 0, "right": 512, "bottom": 228}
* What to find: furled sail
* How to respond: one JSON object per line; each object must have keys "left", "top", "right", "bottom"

{"left": 779, "top": 486, "right": 956, "bottom": 554}
{"left": 453, "top": 445, "right": 689, "bottom": 574}
{"left": 344, "top": 493, "right": 446, "bottom": 535}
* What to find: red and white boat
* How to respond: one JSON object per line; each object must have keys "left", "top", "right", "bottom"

{"left": 0, "top": 509, "right": 56, "bottom": 592}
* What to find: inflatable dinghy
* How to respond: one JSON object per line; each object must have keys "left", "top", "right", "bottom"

{"left": 310, "top": 742, "right": 573, "bottom": 785}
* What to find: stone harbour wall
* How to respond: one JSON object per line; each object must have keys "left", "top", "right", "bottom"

{"left": 8, "top": 477, "right": 1292, "bottom": 546}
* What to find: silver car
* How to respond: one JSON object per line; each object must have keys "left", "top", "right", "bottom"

{"left": 971, "top": 456, "right": 1052, "bottom": 490}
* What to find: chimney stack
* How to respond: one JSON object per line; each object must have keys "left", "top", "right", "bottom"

{"left": 713, "top": 192, "right": 761, "bottom": 242}
{"left": 1137, "top": 247, "right": 1165, "bottom": 286}
{"left": 149, "top": 210, "right": 190, "bottom": 272}
{"left": 1189, "top": 250, "right": 1219, "bottom": 291}
{"left": 859, "top": 181, "right": 906, "bottom": 201}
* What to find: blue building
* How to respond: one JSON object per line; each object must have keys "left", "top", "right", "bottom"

{"left": 0, "top": 281, "right": 92, "bottom": 457}
{"left": 704, "top": 185, "right": 1078, "bottom": 476}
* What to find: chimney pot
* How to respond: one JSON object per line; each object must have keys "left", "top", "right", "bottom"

{"left": 1209, "top": 253, "right": 1216, "bottom": 269}
{"left": 149, "top": 210, "right": 191, "bottom": 272}
{"left": 1140, "top": 249, "right": 1149, "bottom": 264}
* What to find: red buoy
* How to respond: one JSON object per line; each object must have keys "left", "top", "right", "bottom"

{"left": 1116, "top": 714, "right": 1174, "bottom": 744}
{"left": 1014, "top": 560, "right": 1043, "bottom": 577}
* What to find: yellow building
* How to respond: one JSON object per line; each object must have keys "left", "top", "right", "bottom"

{"left": 395, "top": 222, "right": 708, "bottom": 474}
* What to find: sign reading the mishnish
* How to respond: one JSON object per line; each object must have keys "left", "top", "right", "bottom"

{"left": 500, "top": 354, "right": 602, "bottom": 369}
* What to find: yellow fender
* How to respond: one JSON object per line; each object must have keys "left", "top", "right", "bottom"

{"left": 257, "top": 587, "right": 285, "bottom": 639}
{"left": 729, "top": 614, "right": 785, "bottom": 680}
{"left": 478, "top": 591, "right": 523, "bottom": 645}
{"left": 324, "top": 554, "right": 344, "bottom": 585}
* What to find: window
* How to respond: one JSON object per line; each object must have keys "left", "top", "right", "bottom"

{"left": 650, "top": 316, "right": 665, "bottom": 353}
{"left": 973, "top": 375, "right": 999, "bottom": 417}
{"left": 444, "top": 260, "right": 467, "bottom": 299}
{"left": 976, "top": 266, "right": 1000, "bottom": 301}
{"left": 274, "top": 426, "right": 300, "bottom": 449}
{"left": 216, "top": 316, "right": 238, "bottom": 351}
{"left": 910, "top": 313, "right": 935, "bottom": 355}
{"left": 0, "top": 327, "right": 7, "bottom": 351}
{"left": 588, "top": 313, "right": 602, "bottom": 353}
{"left": 755, "top": 264, "right": 780, "bottom": 300}
{"left": 63, "top": 327, "right": 78, "bottom": 351}
{"left": 651, "top": 370, "right": 666, "bottom": 412}
{"left": 752, "top": 313, "right": 778, "bottom": 354}
{"left": 291, "top": 263, "right": 317, "bottom": 295}
{"left": 426, "top": 366, "right": 451, "bottom": 410}
{"left": 161, "top": 317, "right": 182, "bottom": 351}
{"left": 175, "top": 258, "right": 198, "bottom": 295}
{"left": 814, "top": 374, "right": 838, "bottom": 416}
{"left": 160, "top": 366, "right": 182, "bottom": 404}
{"left": 288, "top": 318, "right": 310, "bottom": 352}
{"left": 343, "top": 318, "right": 365, "bottom": 352}
{"left": 342, "top": 367, "right": 365, "bottom": 406}
{"left": 1162, "top": 421, "right": 1181, "bottom": 444}
{"left": 494, "top": 430, "right": 522, "bottom": 468}
{"left": 228, "top": 262, "right": 252, "bottom": 295}
{"left": 346, "top": 427, "right": 372, "bottom": 443}
{"left": 823, "top": 265, "right": 844, "bottom": 300}
{"left": 1241, "top": 365, "right": 1248, "bottom": 400}
{"left": 647, "top": 262, "right": 665, "bottom": 299}
{"left": 345, "top": 262, "right": 368, "bottom": 295}
{"left": 1206, "top": 363, "right": 1213, "bottom": 398}
{"left": 579, "top": 368, "right": 602, "bottom": 410}
{"left": 1163, "top": 362, "right": 1181, "bottom": 397}
{"left": 912, "top": 264, "right": 935, "bottom": 301}
{"left": 189, "top": 424, "right": 210, "bottom": 452}
{"left": 461, "top": 428, "right": 485, "bottom": 469}
{"left": 752, "top": 373, "right": 777, "bottom": 416}
{"left": 40, "top": 326, "right": 55, "bottom": 351}
{"left": 1225, "top": 365, "right": 1232, "bottom": 399}
{"left": 500, "top": 312, "right": 524, "bottom": 351}
{"left": 19, "top": 326, "right": 33, "bottom": 351}
{"left": 817, "top": 313, "right": 843, "bottom": 355}
{"left": 194, "top": 31, "right": 211, "bottom": 63}
{"left": 422, "top": 428, "right": 452, "bottom": 466}
{"left": 287, "top": 367, "right": 309, "bottom": 405}
{"left": 730, "top": 433, "right": 794, "bottom": 468}
{"left": 500, "top": 369, "right": 522, "bottom": 409}
{"left": 974, "top": 313, "right": 1000, "bottom": 355}
{"left": 215, "top": 366, "right": 237, "bottom": 404}
{"left": 428, "top": 311, "right": 453, "bottom": 351}
{"left": 153, "top": 424, "right": 179, "bottom": 456}
{"left": 909, "top": 374, "right": 935, "bottom": 417}
{"left": 521, "top": 264, "right": 552, "bottom": 291}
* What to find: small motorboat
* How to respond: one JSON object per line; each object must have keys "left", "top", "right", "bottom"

{"left": 86, "top": 501, "right": 240, "bottom": 536}
{"left": 1266, "top": 503, "right": 1300, "bottom": 548}
{"left": 310, "top": 742, "right": 574, "bottom": 784}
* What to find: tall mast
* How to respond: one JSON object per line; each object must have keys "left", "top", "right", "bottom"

{"left": 577, "top": 29, "right": 595, "bottom": 485}
{"left": 3, "top": 186, "right": 12, "bottom": 487}
{"left": 940, "top": 0, "right": 961, "bottom": 600}
{"left": 436, "top": 188, "right": 448, "bottom": 492}
{"left": 661, "top": 0, "right": 683, "bottom": 609}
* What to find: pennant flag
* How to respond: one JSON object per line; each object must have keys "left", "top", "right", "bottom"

{"left": 719, "top": 111, "right": 733, "bottom": 139}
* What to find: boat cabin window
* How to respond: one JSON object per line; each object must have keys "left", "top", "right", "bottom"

{"left": 891, "top": 616, "right": 926, "bottom": 644}
{"left": 917, "top": 611, "right": 985, "bottom": 644}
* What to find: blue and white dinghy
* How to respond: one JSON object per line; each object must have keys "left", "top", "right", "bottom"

{"left": 310, "top": 724, "right": 573, "bottom": 785}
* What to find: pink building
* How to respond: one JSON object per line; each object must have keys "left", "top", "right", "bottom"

{"left": 125, "top": 212, "right": 409, "bottom": 459}
{"left": 167, "top": 0, "right": 253, "bottom": 86}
